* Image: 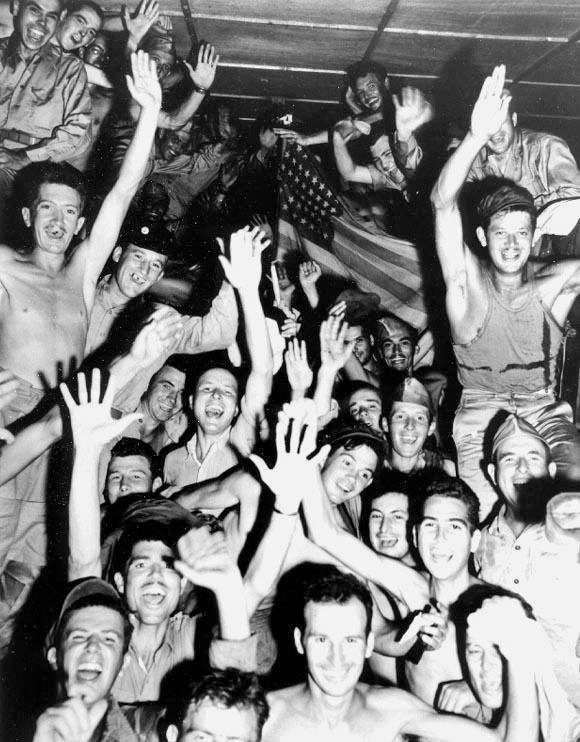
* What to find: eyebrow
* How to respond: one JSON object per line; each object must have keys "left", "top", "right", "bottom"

{"left": 422, "top": 516, "right": 468, "bottom": 526}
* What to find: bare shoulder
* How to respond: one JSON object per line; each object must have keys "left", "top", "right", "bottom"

{"left": 366, "top": 684, "right": 429, "bottom": 713}
{"left": 0, "top": 243, "right": 21, "bottom": 264}
{"left": 266, "top": 684, "right": 303, "bottom": 709}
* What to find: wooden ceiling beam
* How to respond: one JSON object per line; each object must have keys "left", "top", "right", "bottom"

{"left": 512, "top": 27, "right": 580, "bottom": 84}
{"left": 362, "top": 0, "right": 401, "bottom": 61}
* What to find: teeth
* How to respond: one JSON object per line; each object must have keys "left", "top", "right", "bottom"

{"left": 78, "top": 661, "right": 102, "bottom": 672}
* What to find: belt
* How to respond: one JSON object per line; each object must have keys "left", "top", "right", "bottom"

{"left": 0, "top": 128, "right": 41, "bottom": 145}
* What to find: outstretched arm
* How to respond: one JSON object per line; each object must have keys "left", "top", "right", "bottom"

{"left": 333, "top": 125, "right": 373, "bottom": 184}
{"left": 78, "top": 52, "right": 162, "bottom": 302}
{"left": 61, "top": 371, "right": 141, "bottom": 581}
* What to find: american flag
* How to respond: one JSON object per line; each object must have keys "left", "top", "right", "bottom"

{"left": 276, "top": 140, "right": 433, "bottom": 363}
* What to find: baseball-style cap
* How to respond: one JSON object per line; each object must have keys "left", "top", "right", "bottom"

{"left": 46, "top": 577, "right": 125, "bottom": 649}
{"left": 477, "top": 182, "right": 535, "bottom": 224}
{"left": 389, "top": 377, "right": 434, "bottom": 417}
{"left": 119, "top": 219, "right": 176, "bottom": 258}
{"left": 491, "top": 414, "right": 548, "bottom": 459}
{"left": 320, "top": 420, "right": 387, "bottom": 452}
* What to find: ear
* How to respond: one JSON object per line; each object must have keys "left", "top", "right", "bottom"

{"left": 470, "top": 528, "right": 481, "bottom": 553}
{"left": 46, "top": 646, "right": 58, "bottom": 671}
{"left": 165, "top": 725, "right": 179, "bottom": 742}
{"left": 74, "top": 216, "right": 85, "bottom": 236}
{"left": 476, "top": 226, "right": 487, "bottom": 247}
{"left": 21, "top": 207, "right": 31, "bottom": 228}
{"left": 113, "top": 572, "right": 125, "bottom": 594}
{"left": 293, "top": 627, "right": 304, "bottom": 655}
{"left": 152, "top": 476, "right": 163, "bottom": 491}
{"left": 365, "top": 631, "right": 375, "bottom": 658}
{"left": 487, "top": 462, "right": 496, "bottom": 484}
{"left": 548, "top": 461, "right": 557, "bottom": 479}
{"left": 512, "top": 112, "right": 518, "bottom": 127}
{"left": 10, "top": 0, "right": 20, "bottom": 17}
{"left": 380, "top": 416, "right": 388, "bottom": 434}
{"left": 383, "top": 76, "right": 390, "bottom": 91}
{"left": 428, "top": 421, "right": 436, "bottom": 437}
{"left": 112, "top": 245, "right": 123, "bottom": 263}
{"left": 180, "top": 575, "right": 188, "bottom": 593}
{"left": 154, "top": 269, "right": 165, "bottom": 284}
{"left": 412, "top": 524, "right": 418, "bottom": 550}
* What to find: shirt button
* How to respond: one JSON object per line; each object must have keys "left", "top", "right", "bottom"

{"left": 514, "top": 578, "right": 519, "bottom": 584}
{"left": 515, "top": 545, "right": 521, "bottom": 551}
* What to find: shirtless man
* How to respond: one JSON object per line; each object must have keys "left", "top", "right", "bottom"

{"left": 263, "top": 569, "right": 534, "bottom": 742}
{"left": 431, "top": 64, "right": 580, "bottom": 518}
{"left": 0, "top": 50, "right": 161, "bottom": 568}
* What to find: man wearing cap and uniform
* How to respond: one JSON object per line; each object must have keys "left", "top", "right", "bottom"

{"left": 477, "top": 413, "right": 580, "bottom": 709}
{"left": 34, "top": 577, "right": 137, "bottom": 742}
{"left": 431, "top": 64, "right": 580, "bottom": 518}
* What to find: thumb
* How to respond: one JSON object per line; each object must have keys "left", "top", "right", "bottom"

{"left": 87, "top": 699, "right": 108, "bottom": 731}
{"left": 112, "top": 412, "right": 143, "bottom": 438}
{"left": 392, "top": 94, "right": 400, "bottom": 110}
{"left": 215, "top": 236, "right": 225, "bottom": 254}
{"left": 310, "top": 444, "right": 331, "bottom": 468}
{"left": 0, "top": 428, "right": 14, "bottom": 445}
{"left": 217, "top": 254, "right": 233, "bottom": 284}
{"left": 184, "top": 61, "right": 193, "bottom": 74}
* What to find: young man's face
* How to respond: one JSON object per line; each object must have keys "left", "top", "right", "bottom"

{"left": 49, "top": 605, "right": 125, "bottom": 707}
{"left": 295, "top": 598, "right": 372, "bottom": 699}
{"left": 159, "top": 129, "right": 190, "bottom": 162}
{"left": 115, "top": 540, "right": 183, "bottom": 625}
{"left": 112, "top": 244, "right": 167, "bottom": 299}
{"left": 23, "top": 183, "right": 84, "bottom": 254}
{"left": 14, "top": 0, "right": 62, "bottom": 53}
{"left": 57, "top": 4, "right": 101, "bottom": 51}
{"left": 321, "top": 443, "right": 378, "bottom": 505}
{"left": 348, "top": 388, "right": 384, "bottom": 434}
{"left": 193, "top": 368, "right": 239, "bottom": 437}
{"left": 354, "top": 72, "right": 384, "bottom": 113}
{"left": 477, "top": 210, "right": 533, "bottom": 276}
{"left": 83, "top": 31, "right": 108, "bottom": 66}
{"left": 465, "top": 632, "right": 504, "bottom": 709}
{"left": 144, "top": 366, "right": 186, "bottom": 424}
{"left": 377, "top": 327, "right": 415, "bottom": 372}
{"left": 368, "top": 492, "right": 410, "bottom": 560}
{"left": 415, "top": 495, "right": 479, "bottom": 581}
{"left": 387, "top": 401, "right": 433, "bottom": 461}
{"left": 179, "top": 699, "right": 259, "bottom": 742}
{"left": 345, "top": 325, "right": 373, "bottom": 366}
{"left": 106, "top": 454, "right": 154, "bottom": 504}
{"left": 489, "top": 432, "right": 554, "bottom": 508}
{"left": 370, "top": 134, "right": 393, "bottom": 175}
{"left": 486, "top": 110, "right": 517, "bottom": 156}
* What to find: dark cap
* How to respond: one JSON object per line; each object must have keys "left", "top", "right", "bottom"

{"left": 477, "top": 182, "right": 535, "bottom": 225}
{"left": 46, "top": 577, "right": 125, "bottom": 649}
{"left": 320, "top": 420, "right": 387, "bottom": 453}
{"left": 119, "top": 219, "right": 176, "bottom": 258}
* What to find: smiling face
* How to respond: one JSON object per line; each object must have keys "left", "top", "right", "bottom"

{"left": 179, "top": 700, "right": 259, "bottom": 742}
{"left": 465, "top": 632, "right": 504, "bottom": 709}
{"left": 345, "top": 325, "right": 373, "bottom": 366}
{"left": 295, "top": 599, "right": 372, "bottom": 698}
{"left": 23, "top": 182, "right": 84, "bottom": 255}
{"left": 348, "top": 388, "right": 384, "bottom": 434}
{"left": 416, "top": 495, "right": 478, "bottom": 581}
{"left": 489, "top": 432, "right": 553, "bottom": 508}
{"left": 477, "top": 210, "right": 533, "bottom": 276}
{"left": 51, "top": 605, "right": 125, "bottom": 707}
{"left": 106, "top": 455, "right": 154, "bottom": 504}
{"left": 112, "top": 243, "right": 167, "bottom": 299}
{"left": 370, "top": 134, "right": 394, "bottom": 175}
{"left": 354, "top": 72, "right": 384, "bottom": 113}
{"left": 14, "top": 0, "right": 62, "bottom": 53}
{"left": 321, "top": 443, "right": 378, "bottom": 505}
{"left": 56, "top": 4, "right": 101, "bottom": 51}
{"left": 143, "top": 366, "right": 185, "bottom": 424}
{"left": 387, "top": 401, "right": 433, "bottom": 464}
{"left": 115, "top": 540, "right": 183, "bottom": 625}
{"left": 192, "top": 368, "right": 239, "bottom": 437}
{"left": 368, "top": 492, "right": 410, "bottom": 559}
{"left": 159, "top": 129, "right": 190, "bottom": 162}
{"left": 377, "top": 326, "right": 415, "bottom": 372}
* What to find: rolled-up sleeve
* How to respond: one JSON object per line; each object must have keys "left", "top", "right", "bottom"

{"left": 209, "top": 632, "right": 259, "bottom": 672}
{"left": 177, "top": 281, "right": 239, "bottom": 353}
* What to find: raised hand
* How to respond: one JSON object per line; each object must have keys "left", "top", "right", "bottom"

{"left": 250, "top": 214, "right": 274, "bottom": 243}
{"left": 393, "top": 86, "right": 434, "bottom": 140}
{"left": 319, "top": 314, "right": 353, "bottom": 371}
{"left": 32, "top": 696, "right": 107, "bottom": 742}
{"left": 437, "top": 680, "right": 480, "bottom": 716}
{"left": 122, "top": 0, "right": 159, "bottom": 44}
{"left": 129, "top": 306, "right": 184, "bottom": 363}
{"left": 345, "top": 85, "right": 364, "bottom": 115}
{"left": 250, "top": 399, "right": 329, "bottom": 515}
{"left": 60, "top": 369, "right": 142, "bottom": 450}
{"left": 280, "top": 309, "right": 302, "bottom": 339}
{"left": 185, "top": 43, "right": 219, "bottom": 91}
{"left": 126, "top": 50, "right": 162, "bottom": 112}
{"left": 284, "top": 338, "right": 313, "bottom": 392}
{"left": 259, "top": 127, "right": 278, "bottom": 150}
{"left": 175, "top": 525, "right": 239, "bottom": 591}
{"left": 470, "top": 64, "right": 511, "bottom": 143}
{"left": 272, "top": 128, "right": 308, "bottom": 146}
{"left": 546, "top": 492, "right": 580, "bottom": 545}
{"left": 217, "top": 226, "right": 271, "bottom": 293}
{"left": 298, "top": 260, "right": 321, "bottom": 288}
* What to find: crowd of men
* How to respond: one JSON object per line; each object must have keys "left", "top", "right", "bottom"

{"left": 1, "top": 0, "right": 580, "bottom": 740}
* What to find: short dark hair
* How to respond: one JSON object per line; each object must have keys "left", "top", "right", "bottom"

{"left": 321, "top": 420, "right": 386, "bottom": 477}
{"left": 54, "top": 593, "right": 133, "bottom": 654}
{"left": 179, "top": 670, "right": 269, "bottom": 741}
{"left": 411, "top": 474, "right": 480, "bottom": 532}
{"left": 299, "top": 568, "right": 373, "bottom": 637}
{"left": 361, "top": 469, "right": 414, "bottom": 545}
{"left": 109, "top": 437, "right": 159, "bottom": 481}
{"left": 20, "top": 162, "right": 86, "bottom": 214}
{"left": 346, "top": 60, "right": 388, "bottom": 90}
{"left": 111, "top": 519, "right": 191, "bottom": 577}
{"left": 450, "top": 583, "right": 535, "bottom": 635}
{"left": 65, "top": 0, "right": 105, "bottom": 23}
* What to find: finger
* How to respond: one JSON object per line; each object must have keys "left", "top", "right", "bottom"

{"left": 0, "top": 428, "right": 14, "bottom": 445}
{"left": 275, "top": 408, "right": 290, "bottom": 454}
{"left": 392, "top": 94, "right": 401, "bottom": 110}
{"left": 216, "top": 236, "right": 225, "bottom": 254}
{"left": 102, "top": 373, "right": 118, "bottom": 409}
{"left": 77, "top": 372, "right": 88, "bottom": 405}
{"left": 310, "top": 444, "right": 331, "bottom": 468}
{"left": 287, "top": 407, "right": 303, "bottom": 454}
{"left": 89, "top": 367, "right": 101, "bottom": 404}
{"left": 59, "top": 381, "right": 76, "bottom": 410}
{"left": 87, "top": 699, "right": 108, "bottom": 733}
{"left": 112, "top": 412, "right": 143, "bottom": 438}
{"left": 248, "top": 453, "right": 270, "bottom": 481}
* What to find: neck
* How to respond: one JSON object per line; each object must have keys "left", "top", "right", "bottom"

{"left": 31, "top": 248, "right": 66, "bottom": 275}
{"left": 108, "top": 276, "right": 133, "bottom": 307}
{"left": 195, "top": 426, "right": 226, "bottom": 459}
{"left": 130, "top": 615, "right": 170, "bottom": 661}
{"left": 503, "top": 503, "right": 526, "bottom": 538}
{"left": 15, "top": 39, "right": 39, "bottom": 61}
{"left": 304, "top": 681, "right": 359, "bottom": 728}
{"left": 429, "top": 569, "right": 471, "bottom": 606}
{"left": 490, "top": 269, "right": 524, "bottom": 293}
{"left": 389, "top": 450, "right": 419, "bottom": 473}
{"left": 139, "top": 403, "right": 162, "bottom": 439}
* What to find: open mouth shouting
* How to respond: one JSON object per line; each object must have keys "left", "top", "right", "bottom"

{"left": 76, "top": 659, "right": 103, "bottom": 683}
{"left": 141, "top": 584, "right": 167, "bottom": 608}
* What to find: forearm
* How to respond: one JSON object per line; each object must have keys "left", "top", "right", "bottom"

{"left": 239, "top": 289, "right": 273, "bottom": 378}
{"left": 343, "top": 354, "right": 373, "bottom": 383}
{"left": 302, "top": 284, "right": 320, "bottom": 309}
{"left": 215, "top": 572, "right": 251, "bottom": 640}
{"left": 304, "top": 130, "right": 329, "bottom": 146}
{"left": 158, "top": 89, "right": 206, "bottom": 130}
{"left": 502, "top": 660, "right": 539, "bottom": 742}
{"left": 313, "top": 365, "right": 336, "bottom": 418}
{"left": 333, "top": 129, "right": 369, "bottom": 183}
{"left": 179, "top": 281, "right": 238, "bottom": 353}
{"left": 68, "top": 444, "right": 102, "bottom": 580}
{"left": 114, "top": 105, "right": 159, "bottom": 200}
{"left": 0, "top": 410, "right": 62, "bottom": 486}
{"left": 431, "top": 131, "right": 486, "bottom": 209}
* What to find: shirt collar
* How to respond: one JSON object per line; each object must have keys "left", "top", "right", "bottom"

{"left": 186, "top": 427, "right": 232, "bottom": 464}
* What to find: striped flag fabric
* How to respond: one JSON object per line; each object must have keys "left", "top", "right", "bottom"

{"left": 276, "top": 139, "right": 433, "bottom": 362}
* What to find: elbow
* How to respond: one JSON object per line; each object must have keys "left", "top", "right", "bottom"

{"left": 430, "top": 181, "right": 444, "bottom": 210}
